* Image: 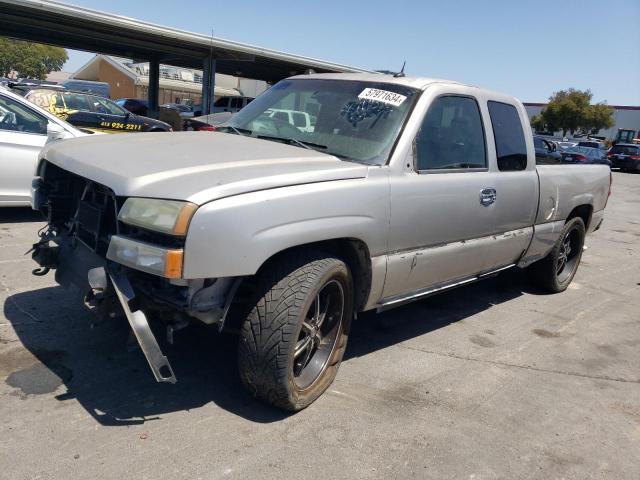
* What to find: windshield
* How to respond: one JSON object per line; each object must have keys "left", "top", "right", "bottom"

{"left": 221, "top": 79, "right": 419, "bottom": 165}
{"left": 567, "top": 146, "right": 599, "bottom": 157}
{"left": 92, "top": 96, "right": 127, "bottom": 115}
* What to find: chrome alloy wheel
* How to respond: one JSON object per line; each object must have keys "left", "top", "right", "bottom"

{"left": 293, "top": 279, "right": 345, "bottom": 389}
{"left": 556, "top": 227, "right": 581, "bottom": 283}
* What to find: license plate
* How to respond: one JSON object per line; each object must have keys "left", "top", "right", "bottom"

{"left": 617, "top": 155, "right": 625, "bottom": 159}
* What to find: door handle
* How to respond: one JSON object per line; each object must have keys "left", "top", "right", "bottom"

{"left": 480, "top": 188, "right": 497, "bottom": 206}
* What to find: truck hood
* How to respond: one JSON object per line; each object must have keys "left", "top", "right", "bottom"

{"left": 41, "top": 132, "right": 369, "bottom": 205}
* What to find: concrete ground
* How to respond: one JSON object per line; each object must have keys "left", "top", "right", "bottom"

{"left": 0, "top": 172, "right": 638, "bottom": 480}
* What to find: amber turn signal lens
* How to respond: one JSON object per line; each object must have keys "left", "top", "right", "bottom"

{"left": 173, "top": 203, "right": 198, "bottom": 236}
{"left": 164, "top": 249, "right": 184, "bottom": 279}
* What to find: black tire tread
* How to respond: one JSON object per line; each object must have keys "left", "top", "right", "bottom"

{"left": 528, "top": 217, "right": 585, "bottom": 293}
{"left": 238, "top": 250, "right": 349, "bottom": 410}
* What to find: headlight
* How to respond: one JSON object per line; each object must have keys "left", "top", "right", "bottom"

{"left": 118, "top": 198, "right": 197, "bottom": 236}
{"left": 107, "top": 235, "right": 183, "bottom": 278}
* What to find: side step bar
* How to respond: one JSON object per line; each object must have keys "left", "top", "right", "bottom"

{"left": 108, "top": 267, "right": 177, "bottom": 384}
{"left": 377, "top": 264, "right": 515, "bottom": 312}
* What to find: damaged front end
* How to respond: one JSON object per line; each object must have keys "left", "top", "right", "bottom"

{"left": 30, "top": 161, "right": 240, "bottom": 384}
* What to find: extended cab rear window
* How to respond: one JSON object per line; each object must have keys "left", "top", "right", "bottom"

{"left": 487, "top": 101, "right": 527, "bottom": 171}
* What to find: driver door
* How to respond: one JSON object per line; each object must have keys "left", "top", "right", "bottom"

{"left": 383, "top": 94, "right": 499, "bottom": 300}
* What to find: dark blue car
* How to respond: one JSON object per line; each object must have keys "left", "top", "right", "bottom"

{"left": 561, "top": 146, "right": 610, "bottom": 166}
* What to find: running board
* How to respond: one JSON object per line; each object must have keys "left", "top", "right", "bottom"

{"left": 377, "top": 264, "right": 515, "bottom": 312}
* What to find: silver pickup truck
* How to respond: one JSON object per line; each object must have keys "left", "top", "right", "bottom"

{"left": 30, "top": 73, "right": 611, "bottom": 410}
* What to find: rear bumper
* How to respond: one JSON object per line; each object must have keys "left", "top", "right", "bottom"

{"left": 588, "top": 210, "right": 605, "bottom": 234}
{"left": 610, "top": 158, "right": 640, "bottom": 170}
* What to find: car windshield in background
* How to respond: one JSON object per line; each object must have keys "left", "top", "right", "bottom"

{"left": 92, "top": 96, "right": 128, "bottom": 115}
{"left": 220, "top": 79, "right": 419, "bottom": 165}
{"left": 577, "top": 141, "right": 606, "bottom": 149}
{"left": 25, "top": 89, "right": 127, "bottom": 115}
{"left": 566, "top": 146, "right": 602, "bottom": 158}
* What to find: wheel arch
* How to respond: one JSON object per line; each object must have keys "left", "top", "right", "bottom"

{"left": 225, "top": 238, "right": 373, "bottom": 333}
{"left": 566, "top": 204, "right": 593, "bottom": 230}
{"left": 258, "top": 238, "right": 373, "bottom": 312}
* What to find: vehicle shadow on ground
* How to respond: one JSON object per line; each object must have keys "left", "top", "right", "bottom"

{"left": 0, "top": 207, "right": 45, "bottom": 224}
{"left": 3, "top": 268, "right": 537, "bottom": 426}
{"left": 345, "top": 268, "right": 537, "bottom": 360}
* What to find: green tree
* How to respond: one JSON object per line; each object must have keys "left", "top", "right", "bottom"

{"left": 0, "top": 37, "right": 68, "bottom": 79}
{"left": 584, "top": 103, "right": 615, "bottom": 134}
{"left": 530, "top": 114, "right": 546, "bottom": 132}
{"left": 533, "top": 88, "right": 614, "bottom": 137}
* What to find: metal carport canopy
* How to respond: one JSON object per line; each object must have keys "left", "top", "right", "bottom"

{"left": 0, "top": 0, "right": 371, "bottom": 82}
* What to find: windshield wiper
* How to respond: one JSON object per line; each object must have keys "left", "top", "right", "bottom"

{"left": 220, "top": 125, "right": 252, "bottom": 136}
{"left": 257, "top": 135, "right": 328, "bottom": 152}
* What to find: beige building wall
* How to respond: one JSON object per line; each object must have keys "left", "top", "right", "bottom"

{"left": 136, "top": 85, "right": 202, "bottom": 105}
{"left": 97, "top": 61, "right": 135, "bottom": 99}
{"left": 75, "top": 57, "right": 266, "bottom": 104}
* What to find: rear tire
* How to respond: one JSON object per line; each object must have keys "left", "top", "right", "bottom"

{"left": 528, "top": 217, "right": 585, "bottom": 293}
{"left": 238, "top": 251, "right": 353, "bottom": 411}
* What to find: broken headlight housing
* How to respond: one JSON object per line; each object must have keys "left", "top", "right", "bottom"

{"left": 107, "top": 235, "right": 183, "bottom": 278}
{"left": 118, "top": 198, "right": 197, "bottom": 236}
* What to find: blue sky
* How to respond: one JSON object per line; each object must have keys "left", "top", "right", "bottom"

{"left": 62, "top": 0, "right": 640, "bottom": 105}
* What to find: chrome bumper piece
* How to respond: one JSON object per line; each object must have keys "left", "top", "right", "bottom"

{"left": 108, "top": 267, "right": 177, "bottom": 384}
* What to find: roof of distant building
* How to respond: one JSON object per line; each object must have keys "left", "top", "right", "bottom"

{"left": 71, "top": 55, "right": 244, "bottom": 96}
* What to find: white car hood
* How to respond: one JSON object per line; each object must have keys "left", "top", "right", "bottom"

{"left": 41, "top": 131, "right": 369, "bottom": 205}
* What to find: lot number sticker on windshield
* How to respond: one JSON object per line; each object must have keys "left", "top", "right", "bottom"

{"left": 358, "top": 88, "right": 407, "bottom": 107}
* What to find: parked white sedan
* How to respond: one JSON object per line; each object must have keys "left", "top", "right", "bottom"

{"left": 0, "top": 86, "right": 86, "bottom": 206}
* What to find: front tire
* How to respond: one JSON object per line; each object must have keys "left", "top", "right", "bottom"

{"left": 528, "top": 217, "right": 586, "bottom": 293}
{"left": 238, "top": 251, "right": 353, "bottom": 411}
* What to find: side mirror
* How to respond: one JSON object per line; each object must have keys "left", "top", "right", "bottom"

{"left": 46, "top": 122, "right": 68, "bottom": 143}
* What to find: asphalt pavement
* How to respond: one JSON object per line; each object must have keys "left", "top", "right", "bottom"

{"left": 0, "top": 172, "right": 638, "bottom": 480}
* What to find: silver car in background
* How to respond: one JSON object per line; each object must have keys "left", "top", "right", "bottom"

{"left": 0, "top": 86, "right": 86, "bottom": 206}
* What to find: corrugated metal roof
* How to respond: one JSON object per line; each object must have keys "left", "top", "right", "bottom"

{"left": 0, "top": 0, "right": 372, "bottom": 82}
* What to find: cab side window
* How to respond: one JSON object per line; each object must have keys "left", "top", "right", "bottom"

{"left": 0, "top": 95, "right": 47, "bottom": 135}
{"left": 487, "top": 101, "right": 528, "bottom": 171}
{"left": 415, "top": 96, "right": 487, "bottom": 171}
